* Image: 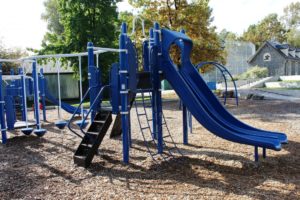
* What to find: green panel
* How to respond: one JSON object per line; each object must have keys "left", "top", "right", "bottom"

{"left": 161, "top": 80, "right": 173, "bottom": 90}
{"left": 45, "top": 74, "right": 79, "bottom": 100}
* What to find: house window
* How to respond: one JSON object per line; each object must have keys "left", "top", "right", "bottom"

{"left": 263, "top": 53, "right": 271, "bottom": 62}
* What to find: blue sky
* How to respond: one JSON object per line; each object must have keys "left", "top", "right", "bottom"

{"left": 0, "top": 0, "right": 298, "bottom": 50}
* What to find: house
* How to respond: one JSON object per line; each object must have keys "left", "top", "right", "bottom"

{"left": 248, "top": 41, "right": 300, "bottom": 76}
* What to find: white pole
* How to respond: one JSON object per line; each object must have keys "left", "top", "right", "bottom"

{"left": 56, "top": 59, "right": 62, "bottom": 120}
{"left": 78, "top": 56, "right": 84, "bottom": 120}
{"left": 21, "top": 63, "right": 29, "bottom": 128}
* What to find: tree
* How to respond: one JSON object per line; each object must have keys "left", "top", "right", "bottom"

{"left": 40, "top": 0, "right": 120, "bottom": 82}
{"left": 218, "top": 29, "right": 238, "bottom": 42}
{"left": 281, "top": 2, "right": 300, "bottom": 47}
{"left": 0, "top": 40, "right": 27, "bottom": 74}
{"left": 127, "top": 0, "right": 226, "bottom": 68}
{"left": 242, "top": 14, "right": 287, "bottom": 48}
{"left": 281, "top": 2, "right": 300, "bottom": 29}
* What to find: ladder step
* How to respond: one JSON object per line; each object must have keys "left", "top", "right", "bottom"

{"left": 87, "top": 131, "right": 99, "bottom": 135}
{"left": 81, "top": 143, "right": 93, "bottom": 148}
{"left": 93, "top": 120, "right": 105, "bottom": 123}
{"left": 137, "top": 113, "right": 146, "bottom": 116}
{"left": 141, "top": 127, "right": 150, "bottom": 130}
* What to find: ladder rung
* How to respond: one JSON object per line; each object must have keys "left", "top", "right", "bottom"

{"left": 141, "top": 127, "right": 150, "bottom": 130}
{"left": 137, "top": 113, "right": 146, "bottom": 116}
{"left": 93, "top": 120, "right": 105, "bottom": 123}
{"left": 87, "top": 131, "right": 99, "bottom": 135}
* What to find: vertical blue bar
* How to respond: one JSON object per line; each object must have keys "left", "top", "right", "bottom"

{"left": 88, "top": 42, "right": 97, "bottom": 121}
{"left": 149, "top": 28, "right": 157, "bottom": 140}
{"left": 154, "top": 22, "right": 163, "bottom": 154}
{"left": 0, "top": 64, "right": 7, "bottom": 144}
{"left": 10, "top": 69, "right": 16, "bottom": 123}
{"left": 254, "top": 146, "right": 259, "bottom": 162}
{"left": 32, "top": 61, "right": 41, "bottom": 129}
{"left": 39, "top": 69, "right": 47, "bottom": 121}
{"left": 183, "top": 104, "right": 188, "bottom": 145}
{"left": 262, "top": 148, "right": 266, "bottom": 158}
{"left": 188, "top": 110, "right": 192, "bottom": 134}
{"left": 19, "top": 68, "right": 26, "bottom": 121}
{"left": 120, "top": 23, "right": 129, "bottom": 163}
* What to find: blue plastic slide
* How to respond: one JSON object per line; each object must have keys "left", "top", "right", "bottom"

{"left": 159, "top": 29, "right": 287, "bottom": 150}
{"left": 44, "top": 87, "right": 86, "bottom": 115}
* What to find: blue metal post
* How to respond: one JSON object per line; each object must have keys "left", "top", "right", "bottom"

{"left": 153, "top": 22, "right": 163, "bottom": 154}
{"left": 262, "top": 148, "right": 266, "bottom": 158}
{"left": 39, "top": 69, "right": 47, "bottom": 121}
{"left": 183, "top": 104, "right": 188, "bottom": 145}
{"left": 88, "top": 42, "right": 101, "bottom": 121}
{"left": 254, "top": 146, "right": 259, "bottom": 162}
{"left": 10, "top": 69, "right": 16, "bottom": 123}
{"left": 32, "top": 61, "right": 41, "bottom": 129}
{"left": 0, "top": 64, "right": 7, "bottom": 144}
{"left": 149, "top": 28, "right": 157, "bottom": 140}
{"left": 120, "top": 23, "right": 129, "bottom": 163}
{"left": 19, "top": 68, "right": 26, "bottom": 121}
{"left": 180, "top": 29, "right": 188, "bottom": 144}
{"left": 188, "top": 110, "right": 192, "bottom": 134}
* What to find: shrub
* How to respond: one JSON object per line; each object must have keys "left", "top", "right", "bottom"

{"left": 237, "top": 66, "right": 268, "bottom": 80}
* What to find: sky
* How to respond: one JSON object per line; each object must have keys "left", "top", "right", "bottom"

{"left": 0, "top": 0, "right": 298, "bottom": 50}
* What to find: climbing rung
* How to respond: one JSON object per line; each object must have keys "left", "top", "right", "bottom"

{"left": 93, "top": 120, "right": 105, "bottom": 123}
{"left": 137, "top": 113, "right": 146, "bottom": 116}
{"left": 141, "top": 127, "right": 150, "bottom": 130}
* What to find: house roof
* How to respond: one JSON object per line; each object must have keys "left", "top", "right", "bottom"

{"left": 248, "top": 41, "right": 300, "bottom": 63}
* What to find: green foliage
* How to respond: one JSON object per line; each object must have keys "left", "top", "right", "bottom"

{"left": 281, "top": 2, "right": 300, "bottom": 47}
{"left": 281, "top": 2, "right": 300, "bottom": 29}
{"left": 40, "top": 0, "right": 120, "bottom": 82}
{"left": 287, "top": 28, "right": 300, "bottom": 47}
{"left": 237, "top": 66, "right": 268, "bottom": 80}
{"left": 127, "top": 0, "right": 226, "bottom": 68}
{"left": 218, "top": 29, "right": 238, "bottom": 42}
{"left": 242, "top": 14, "right": 287, "bottom": 49}
{"left": 0, "top": 40, "right": 28, "bottom": 74}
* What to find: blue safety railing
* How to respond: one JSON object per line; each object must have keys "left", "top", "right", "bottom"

{"left": 79, "top": 85, "right": 110, "bottom": 135}
{"left": 67, "top": 85, "right": 103, "bottom": 138}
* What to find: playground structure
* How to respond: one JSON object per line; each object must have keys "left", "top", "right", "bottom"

{"left": 0, "top": 21, "right": 287, "bottom": 168}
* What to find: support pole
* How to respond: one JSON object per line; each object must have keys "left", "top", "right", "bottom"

{"left": 87, "top": 42, "right": 101, "bottom": 121}
{"left": 188, "top": 110, "right": 192, "bottom": 134}
{"left": 0, "top": 64, "right": 7, "bottom": 144}
{"left": 56, "top": 59, "right": 62, "bottom": 120}
{"left": 183, "top": 104, "right": 188, "bottom": 145}
{"left": 254, "top": 146, "right": 259, "bottom": 162}
{"left": 32, "top": 61, "right": 41, "bottom": 129}
{"left": 78, "top": 56, "right": 84, "bottom": 120}
{"left": 262, "top": 148, "right": 266, "bottom": 159}
{"left": 19, "top": 68, "right": 26, "bottom": 121}
{"left": 39, "top": 69, "right": 47, "bottom": 121}
{"left": 120, "top": 23, "right": 129, "bottom": 163}
{"left": 149, "top": 28, "right": 157, "bottom": 140}
{"left": 153, "top": 22, "right": 163, "bottom": 154}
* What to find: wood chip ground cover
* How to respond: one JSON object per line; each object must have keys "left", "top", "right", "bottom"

{"left": 0, "top": 99, "right": 299, "bottom": 199}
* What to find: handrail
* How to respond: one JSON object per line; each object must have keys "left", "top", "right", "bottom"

{"left": 67, "top": 85, "right": 99, "bottom": 138}
{"left": 196, "top": 61, "right": 239, "bottom": 106}
{"left": 80, "top": 85, "right": 110, "bottom": 135}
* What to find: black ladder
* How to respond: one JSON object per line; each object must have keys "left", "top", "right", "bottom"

{"left": 74, "top": 111, "right": 112, "bottom": 168}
